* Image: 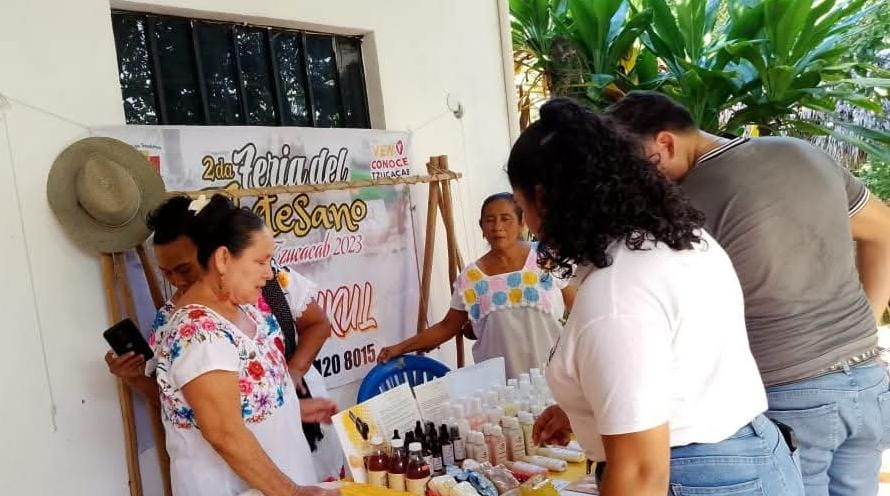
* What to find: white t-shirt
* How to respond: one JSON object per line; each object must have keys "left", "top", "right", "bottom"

{"left": 155, "top": 303, "right": 316, "bottom": 496}
{"left": 546, "top": 231, "right": 767, "bottom": 462}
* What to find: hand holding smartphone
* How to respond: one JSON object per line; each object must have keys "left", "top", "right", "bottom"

{"left": 103, "top": 318, "right": 153, "bottom": 361}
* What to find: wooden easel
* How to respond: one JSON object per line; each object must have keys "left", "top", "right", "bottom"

{"left": 416, "top": 155, "right": 467, "bottom": 367}
{"left": 100, "top": 249, "right": 173, "bottom": 496}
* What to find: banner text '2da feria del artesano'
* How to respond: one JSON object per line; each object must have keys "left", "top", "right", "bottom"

{"left": 94, "top": 126, "right": 420, "bottom": 388}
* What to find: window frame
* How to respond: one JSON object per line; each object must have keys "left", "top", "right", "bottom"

{"left": 111, "top": 10, "right": 371, "bottom": 128}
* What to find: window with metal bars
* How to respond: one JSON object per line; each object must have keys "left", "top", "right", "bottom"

{"left": 111, "top": 10, "right": 371, "bottom": 128}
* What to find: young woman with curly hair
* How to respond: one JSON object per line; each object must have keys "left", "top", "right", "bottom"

{"left": 511, "top": 99, "right": 803, "bottom": 496}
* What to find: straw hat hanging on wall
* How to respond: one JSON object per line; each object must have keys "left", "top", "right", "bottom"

{"left": 47, "top": 137, "right": 166, "bottom": 253}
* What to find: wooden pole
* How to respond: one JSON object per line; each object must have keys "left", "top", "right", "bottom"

{"left": 417, "top": 157, "right": 442, "bottom": 334}
{"left": 117, "top": 253, "right": 173, "bottom": 496}
{"left": 435, "top": 156, "right": 466, "bottom": 367}
{"left": 100, "top": 253, "right": 143, "bottom": 496}
{"left": 136, "top": 244, "right": 165, "bottom": 310}
{"left": 437, "top": 156, "right": 465, "bottom": 271}
{"left": 170, "top": 170, "right": 461, "bottom": 199}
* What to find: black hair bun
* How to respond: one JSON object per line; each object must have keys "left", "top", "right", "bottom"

{"left": 188, "top": 194, "right": 267, "bottom": 267}
{"left": 188, "top": 194, "right": 237, "bottom": 256}
{"left": 539, "top": 98, "right": 597, "bottom": 131}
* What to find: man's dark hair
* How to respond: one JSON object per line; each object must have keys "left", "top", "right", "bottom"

{"left": 605, "top": 91, "right": 696, "bottom": 138}
{"left": 507, "top": 98, "right": 704, "bottom": 277}
{"left": 145, "top": 196, "right": 194, "bottom": 246}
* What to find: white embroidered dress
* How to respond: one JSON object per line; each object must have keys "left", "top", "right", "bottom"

{"left": 451, "top": 243, "right": 567, "bottom": 378}
{"left": 154, "top": 303, "right": 315, "bottom": 496}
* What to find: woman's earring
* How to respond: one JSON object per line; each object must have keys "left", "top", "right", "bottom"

{"left": 217, "top": 274, "right": 231, "bottom": 301}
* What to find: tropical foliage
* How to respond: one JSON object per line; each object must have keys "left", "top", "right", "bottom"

{"left": 511, "top": 0, "right": 890, "bottom": 163}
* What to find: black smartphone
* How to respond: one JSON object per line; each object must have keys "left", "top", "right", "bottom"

{"left": 103, "top": 318, "right": 154, "bottom": 361}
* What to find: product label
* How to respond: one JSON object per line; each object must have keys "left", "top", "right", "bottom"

{"left": 496, "top": 441, "right": 508, "bottom": 465}
{"left": 453, "top": 440, "right": 467, "bottom": 460}
{"left": 522, "top": 426, "right": 536, "bottom": 455}
{"left": 368, "top": 470, "right": 388, "bottom": 487}
{"left": 406, "top": 476, "right": 430, "bottom": 495}
{"left": 508, "top": 432, "right": 526, "bottom": 460}
{"left": 388, "top": 473, "right": 406, "bottom": 491}
{"left": 432, "top": 455, "right": 443, "bottom": 472}
{"left": 442, "top": 445, "right": 455, "bottom": 466}
{"left": 477, "top": 445, "right": 490, "bottom": 463}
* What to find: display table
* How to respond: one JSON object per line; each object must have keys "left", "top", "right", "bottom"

{"left": 333, "top": 460, "right": 591, "bottom": 495}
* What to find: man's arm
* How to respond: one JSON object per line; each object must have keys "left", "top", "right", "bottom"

{"left": 851, "top": 195, "right": 890, "bottom": 324}
{"left": 290, "top": 301, "right": 332, "bottom": 377}
{"left": 105, "top": 351, "right": 160, "bottom": 407}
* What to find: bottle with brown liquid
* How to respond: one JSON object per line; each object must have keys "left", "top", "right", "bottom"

{"left": 406, "top": 442, "right": 431, "bottom": 496}
{"left": 413, "top": 421, "right": 425, "bottom": 440}
{"left": 439, "top": 424, "right": 455, "bottom": 467}
{"left": 367, "top": 435, "right": 388, "bottom": 487}
{"left": 388, "top": 438, "right": 407, "bottom": 492}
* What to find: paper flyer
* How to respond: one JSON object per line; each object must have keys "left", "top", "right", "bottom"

{"left": 331, "top": 383, "right": 422, "bottom": 482}
{"left": 412, "top": 377, "right": 451, "bottom": 424}
{"left": 444, "top": 357, "right": 507, "bottom": 399}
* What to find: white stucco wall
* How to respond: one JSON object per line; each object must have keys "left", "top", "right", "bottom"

{"left": 0, "top": 0, "right": 516, "bottom": 493}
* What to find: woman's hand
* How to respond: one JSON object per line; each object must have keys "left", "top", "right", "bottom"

{"left": 533, "top": 405, "right": 573, "bottom": 446}
{"left": 377, "top": 343, "right": 405, "bottom": 364}
{"left": 105, "top": 351, "right": 146, "bottom": 380}
{"left": 300, "top": 398, "right": 339, "bottom": 424}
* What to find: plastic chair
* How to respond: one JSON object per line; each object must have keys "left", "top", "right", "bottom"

{"left": 357, "top": 355, "right": 451, "bottom": 403}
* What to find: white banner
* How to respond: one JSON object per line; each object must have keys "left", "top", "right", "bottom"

{"left": 95, "top": 126, "right": 420, "bottom": 388}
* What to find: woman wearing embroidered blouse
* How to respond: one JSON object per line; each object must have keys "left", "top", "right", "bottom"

{"left": 154, "top": 194, "right": 338, "bottom": 496}
{"left": 511, "top": 99, "right": 803, "bottom": 495}
{"left": 378, "top": 193, "right": 575, "bottom": 379}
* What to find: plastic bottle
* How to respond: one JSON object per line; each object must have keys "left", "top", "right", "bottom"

{"left": 439, "top": 424, "right": 455, "bottom": 467}
{"left": 421, "top": 435, "right": 433, "bottom": 469}
{"left": 518, "top": 411, "right": 537, "bottom": 456}
{"left": 388, "top": 438, "right": 408, "bottom": 491}
{"left": 468, "top": 398, "right": 486, "bottom": 431}
{"left": 502, "top": 416, "right": 527, "bottom": 461}
{"left": 536, "top": 446, "right": 586, "bottom": 463}
{"left": 508, "top": 378, "right": 519, "bottom": 388}
{"left": 519, "top": 373, "right": 531, "bottom": 386}
{"left": 529, "top": 368, "right": 542, "bottom": 378}
{"left": 426, "top": 433, "right": 443, "bottom": 475}
{"left": 472, "top": 431, "right": 491, "bottom": 463}
{"left": 504, "top": 460, "right": 548, "bottom": 479}
{"left": 406, "top": 442, "right": 431, "bottom": 495}
{"left": 452, "top": 404, "right": 471, "bottom": 440}
{"left": 465, "top": 430, "right": 477, "bottom": 461}
{"left": 521, "top": 455, "right": 567, "bottom": 472}
{"left": 367, "top": 435, "right": 389, "bottom": 487}
{"left": 450, "top": 425, "right": 466, "bottom": 463}
{"left": 531, "top": 404, "right": 545, "bottom": 421}
{"left": 503, "top": 385, "right": 520, "bottom": 417}
{"left": 487, "top": 406, "right": 505, "bottom": 426}
{"left": 486, "top": 390, "right": 500, "bottom": 409}
{"left": 519, "top": 396, "right": 532, "bottom": 415}
{"left": 488, "top": 425, "right": 508, "bottom": 465}
{"left": 566, "top": 440, "right": 584, "bottom": 453}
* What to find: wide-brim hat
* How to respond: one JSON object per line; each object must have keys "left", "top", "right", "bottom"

{"left": 47, "top": 137, "right": 166, "bottom": 253}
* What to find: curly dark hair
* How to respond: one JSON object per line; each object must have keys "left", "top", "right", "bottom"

{"left": 506, "top": 98, "right": 705, "bottom": 277}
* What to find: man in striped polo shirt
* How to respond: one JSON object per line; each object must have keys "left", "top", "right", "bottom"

{"left": 606, "top": 91, "right": 890, "bottom": 496}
